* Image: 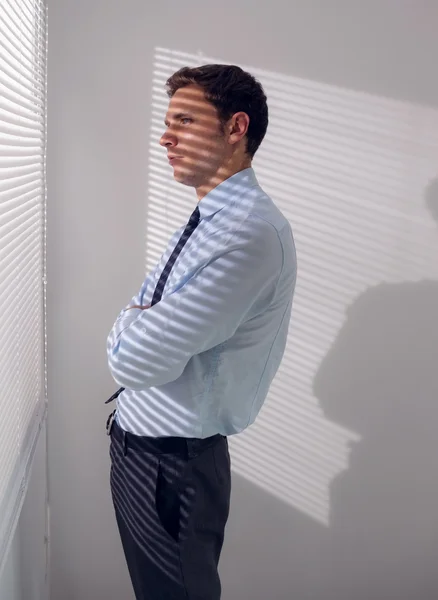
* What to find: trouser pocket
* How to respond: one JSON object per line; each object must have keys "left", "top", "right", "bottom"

{"left": 155, "top": 459, "right": 182, "bottom": 543}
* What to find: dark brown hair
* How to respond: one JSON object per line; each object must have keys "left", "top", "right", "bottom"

{"left": 166, "top": 64, "right": 269, "bottom": 158}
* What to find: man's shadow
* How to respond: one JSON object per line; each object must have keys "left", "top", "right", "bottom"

{"left": 313, "top": 179, "right": 438, "bottom": 600}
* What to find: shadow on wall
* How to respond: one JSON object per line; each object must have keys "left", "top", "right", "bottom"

{"left": 141, "top": 46, "right": 438, "bottom": 599}
{"left": 146, "top": 47, "right": 438, "bottom": 532}
{"left": 311, "top": 178, "right": 438, "bottom": 600}
{"left": 220, "top": 180, "right": 438, "bottom": 600}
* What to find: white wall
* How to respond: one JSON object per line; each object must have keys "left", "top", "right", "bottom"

{"left": 0, "top": 425, "right": 48, "bottom": 600}
{"left": 47, "top": 1, "right": 438, "bottom": 599}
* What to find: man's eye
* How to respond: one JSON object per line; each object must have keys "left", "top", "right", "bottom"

{"left": 181, "top": 118, "right": 192, "bottom": 125}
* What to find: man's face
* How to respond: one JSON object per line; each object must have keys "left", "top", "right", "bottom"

{"left": 160, "top": 85, "right": 229, "bottom": 189}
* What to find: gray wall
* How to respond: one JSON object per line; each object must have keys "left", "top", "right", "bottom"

{"left": 0, "top": 425, "right": 48, "bottom": 600}
{"left": 1, "top": 533, "right": 21, "bottom": 600}
{"left": 47, "top": 1, "right": 438, "bottom": 599}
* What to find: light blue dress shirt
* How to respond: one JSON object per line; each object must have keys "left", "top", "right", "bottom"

{"left": 107, "top": 168, "right": 296, "bottom": 438}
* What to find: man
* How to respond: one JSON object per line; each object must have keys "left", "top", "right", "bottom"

{"left": 106, "top": 64, "right": 297, "bottom": 600}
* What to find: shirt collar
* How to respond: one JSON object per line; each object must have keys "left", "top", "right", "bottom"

{"left": 197, "top": 168, "right": 259, "bottom": 220}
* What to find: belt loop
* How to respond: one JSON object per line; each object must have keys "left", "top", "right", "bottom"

{"left": 123, "top": 431, "right": 128, "bottom": 456}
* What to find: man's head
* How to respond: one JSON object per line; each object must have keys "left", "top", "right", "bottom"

{"left": 160, "top": 64, "right": 268, "bottom": 196}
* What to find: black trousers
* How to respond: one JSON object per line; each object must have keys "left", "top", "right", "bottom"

{"left": 109, "top": 420, "right": 231, "bottom": 600}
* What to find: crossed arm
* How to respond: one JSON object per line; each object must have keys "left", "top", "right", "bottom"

{"left": 107, "top": 222, "right": 283, "bottom": 390}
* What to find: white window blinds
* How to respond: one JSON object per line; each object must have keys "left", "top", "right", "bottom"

{"left": 0, "top": 0, "right": 48, "bottom": 575}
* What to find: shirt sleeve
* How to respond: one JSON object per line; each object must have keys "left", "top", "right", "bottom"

{"left": 107, "top": 218, "right": 284, "bottom": 390}
{"left": 106, "top": 278, "right": 149, "bottom": 354}
{"left": 106, "top": 227, "right": 186, "bottom": 365}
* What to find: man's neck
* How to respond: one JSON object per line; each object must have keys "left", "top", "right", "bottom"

{"left": 196, "top": 160, "right": 252, "bottom": 201}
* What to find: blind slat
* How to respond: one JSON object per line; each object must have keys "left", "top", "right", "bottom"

{"left": 0, "top": 358, "right": 40, "bottom": 420}
{"left": 0, "top": 120, "right": 42, "bottom": 139}
{"left": 0, "top": 144, "right": 42, "bottom": 157}
{"left": 0, "top": 181, "right": 42, "bottom": 207}
{"left": 3, "top": 0, "right": 44, "bottom": 40}
{"left": 0, "top": 218, "right": 41, "bottom": 264}
{"left": 0, "top": 282, "right": 41, "bottom": 356}
{"left": 0, "top": 135, "right": 42, "bottom": 150}
{"left": 0, "top": 0, "right": 47, "bottom": 577}
{"left": 1, "top": 1, "right": 35, "bottom": 37}
{"left": 0, "top": 163, "right": 42, "bottom": 180}
{"left": 0, "top": 254, "right": 41, "bottom": 354}
{"left": 0, "top": 41, "right": 45, "bottom": 84}
{"left": 0, "top": 229, "right": 41, "bottom": 304}
{"left": 0, "top": 170, "right": 41, "bottom": 193}
{"left": 0, "top": 101, "right": 44, "bottom": 123}
{"left": 0, "top": 443, "right": 18, "bottom": 497}
{"left": 0, "top": 96, "right": 44, "bottom": 123}
{"left": 1, "top": 3, "right": 44, "bottom": 56}
{"left": 0, "top": 68, "right": 44, "bottom": 105}
{"left": 0, "top": 209, "right": 41, "bottom": 259}
{"left": 19, "top": 356, "right": 42, "bottom": 404}
{"left": 0, "top": 170, "right": 42, "bottom": 193}
{"left": 0, "top": 44, "right": 45, "bottom": 85}
{"left": 0, "top": 155, "right": 42, "bottom": 169}
{"left": 0, "top": 80, "right": 44, "bottom": 115}
{"left": 0, "top": 105, "right": 44, "bottom": 129}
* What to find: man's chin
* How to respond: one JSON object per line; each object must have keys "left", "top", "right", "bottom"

{"left": 172, "top": 168, "right": 197, "bottom": 188}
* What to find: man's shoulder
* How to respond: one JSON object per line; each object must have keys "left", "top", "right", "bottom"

{"left": 238, "top": 187, "right": 293, "bottom": 253}
{"left": 205, "top": 178, "right": 294, "bottom": 255}
{"left": 213, "top": 201, "right": 292, "bottom": 270}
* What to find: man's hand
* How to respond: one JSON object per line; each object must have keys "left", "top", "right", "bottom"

{"left": 125, "top": 305, "right": 150, "bottom": 311}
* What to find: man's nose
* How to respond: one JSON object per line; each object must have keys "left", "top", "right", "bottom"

{"left": 159, "top": 130, "right": 177, "bottom": 147}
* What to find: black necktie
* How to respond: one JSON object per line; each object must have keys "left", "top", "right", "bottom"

{"left": 151, "top": 206, "right": 200, "bottom": 307}
{"left": 105, "top": 207, "right": 201, "bottom": 404}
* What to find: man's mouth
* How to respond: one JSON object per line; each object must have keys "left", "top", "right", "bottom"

{"left": 168, "top": 156, "right": 183, "bottom": 164}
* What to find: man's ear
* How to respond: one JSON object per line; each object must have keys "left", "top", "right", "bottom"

{"left": 228, "top": 112, "right": 250, "bottom": 146}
